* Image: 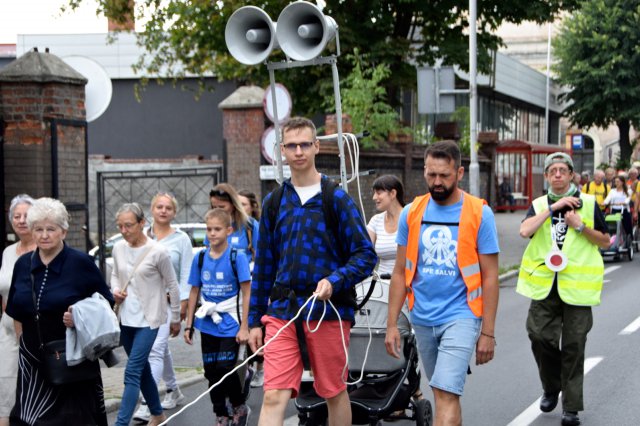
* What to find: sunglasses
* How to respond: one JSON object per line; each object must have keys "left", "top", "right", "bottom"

{"left": 209, "top": 189, "right": 231, "bottom": 199}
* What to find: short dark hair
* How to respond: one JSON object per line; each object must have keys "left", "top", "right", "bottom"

{"left": 424, "top": 140, "right": 461, "bottom": 169}
{"left": 372, "top": 175, "right": 405, "bottom": 206}
{"left": 281, "top": 116, "right": 316, "bottom": 141}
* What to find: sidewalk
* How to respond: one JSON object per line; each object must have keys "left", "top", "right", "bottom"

{"left": 494, "top": 210, "right": 528, "bottom": 273}
{"left": 102, "top": 347, "right": 203, "bottom": 414}
{"left": 101, "top": 210, "right": 527, "bottom": 413}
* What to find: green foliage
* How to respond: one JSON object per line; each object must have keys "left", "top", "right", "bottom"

{"left": 65, "top": 0, "right": 579, "bottom": 115}
{"left": 553, "top": 0, "right": 640, "bottom": 165}
{"left": 451, "top": 106, "right": 472, "bottom": 155}
{"left": 323, "top": 50, "right": 405, "bottom": 149}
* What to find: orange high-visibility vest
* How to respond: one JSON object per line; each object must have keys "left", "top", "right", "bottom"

{"left": 404, "top": 192, "right": 485, "bottom": 317}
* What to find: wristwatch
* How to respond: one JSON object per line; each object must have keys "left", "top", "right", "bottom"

{"left": 575, "top": 222, "right": 586, "bottom": 233}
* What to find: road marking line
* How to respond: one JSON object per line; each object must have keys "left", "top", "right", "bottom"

{"left": 620, "top": 316, "right": 640, "bottom": 335}
{"left": 506, "top": 357, "right": 603, "bottom": 426}
{"left": 604, "top": 265, "right": 621, "bottom": 275}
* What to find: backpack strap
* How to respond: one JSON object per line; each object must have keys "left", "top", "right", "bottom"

{"left": 197, "top": 248, "right": 206, "bottom": 271}
{"left": 266, "top": 185, "right": 286, "bottom": 235}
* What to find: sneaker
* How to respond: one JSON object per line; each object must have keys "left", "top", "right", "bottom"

{"left": 250, "top": 368, "right": 264, "bottom": 388}
{"left": 231, "top": 404, "right": 251, "bottom": 426}
{"left": 161, "top": 387, "right": 185, "bottom": 409}
{"left": 133, "top": 404, "right": 150, "bottom": 422}
{"left": 216, "top": 416, "right": 230, "bottom": 426}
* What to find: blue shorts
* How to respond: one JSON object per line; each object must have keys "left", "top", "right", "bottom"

{"left": 413, "top": 318, "right": 481, "bottom": 396}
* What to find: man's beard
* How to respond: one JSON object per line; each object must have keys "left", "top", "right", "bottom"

{"left": 429, "top": 182, "right": 456, "bottom": 201}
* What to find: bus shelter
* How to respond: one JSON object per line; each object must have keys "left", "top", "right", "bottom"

{"left": 495, "top": 140, "right": 571, "bottom": 212}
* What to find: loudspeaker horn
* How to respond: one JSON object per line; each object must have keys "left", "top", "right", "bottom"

{"left": 276, "top": 1, "right": 337, "bottom": 61}
{"left": 225, "top": 6, "right": 278, "bottom": 65}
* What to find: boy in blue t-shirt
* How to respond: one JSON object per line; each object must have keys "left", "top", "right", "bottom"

{"left": 184, "top": 209, "right": 252, "bottom": 426}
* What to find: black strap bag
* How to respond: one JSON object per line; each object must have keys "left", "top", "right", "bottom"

{"left": 30, "top": 253, "right": 100, "bottom": 386}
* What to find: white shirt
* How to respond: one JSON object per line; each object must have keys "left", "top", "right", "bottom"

{"left": 367, "top": 212, "right": 398, "bottom": 276}
{"left": 119, "top": 244, "right": 150, "bottom": 327}
{"left": 295, "top": 182, "right": 322, "bottom": 205}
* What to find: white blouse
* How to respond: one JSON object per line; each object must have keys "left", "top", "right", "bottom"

{"left": 367, "top": 212, "right": 398, "bottom": 276}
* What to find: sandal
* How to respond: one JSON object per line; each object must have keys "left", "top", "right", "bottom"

{"left": 412, "top": 389, "right": 425, "bottom": 401}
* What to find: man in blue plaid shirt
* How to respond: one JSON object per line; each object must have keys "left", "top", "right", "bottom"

{"left": 248, "top": 117, "right": 377, "bottom": 426}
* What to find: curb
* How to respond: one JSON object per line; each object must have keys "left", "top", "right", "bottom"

{"left": 498, "top": 268, "right": 519, "bottom": 283}
{"left": 105, "top": 374, "right": 204, "bottom": 414}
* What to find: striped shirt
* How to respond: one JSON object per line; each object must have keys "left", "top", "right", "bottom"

{"left": 367, "top": 212, "right": 398, "bottom": 276}
{"left": 248, "top": 176, "right": 377, "bottom": 327}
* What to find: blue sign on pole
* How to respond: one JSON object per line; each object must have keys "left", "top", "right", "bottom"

{"left": 572, "top": 134, "right": 583, "bottom": 150}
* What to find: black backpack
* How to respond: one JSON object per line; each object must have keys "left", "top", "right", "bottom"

{"left": 262, "top": 178, "right": 375, "bottom": 309}
{"left": 263, "top": 178, "right": 345, "bottom": 262}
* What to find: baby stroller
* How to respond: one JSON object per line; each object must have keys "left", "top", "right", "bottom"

{"left": 295, "top": 275, "right": 432, "bottom": 426}
{"left": 600, "top": 212, "right": 634, "bottom": 261}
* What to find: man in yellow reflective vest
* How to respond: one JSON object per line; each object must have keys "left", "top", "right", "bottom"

{"left": 518, "top": 152, "right": 609, "bottom": 426}
{"left": 386, "top": 140, "right": 499, "bottom": 426}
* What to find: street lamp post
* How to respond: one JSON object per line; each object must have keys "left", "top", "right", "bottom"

{"left": 469, "top": 0, "right": 479, "bottom": 197}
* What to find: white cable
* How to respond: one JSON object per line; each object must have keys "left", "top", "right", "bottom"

{"left": 159, "top": 295, "right": 318, "bottom": 425}
{"left": 159, "top": 290, "right": 374, "bottom": 425}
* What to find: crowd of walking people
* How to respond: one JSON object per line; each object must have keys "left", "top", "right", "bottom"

{"left": 0, "top": 116, "right": 625, "bottom": 426}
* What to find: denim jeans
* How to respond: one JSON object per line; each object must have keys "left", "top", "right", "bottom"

{"left": 115, "top": 325, "right": 161, "bottom": 426}
{"left": 413, "top": 318, "right": 481, "bottom": 396}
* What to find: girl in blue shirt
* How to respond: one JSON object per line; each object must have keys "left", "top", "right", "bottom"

{"left": 208, "top": 183, "right": 259, "bottom": 264}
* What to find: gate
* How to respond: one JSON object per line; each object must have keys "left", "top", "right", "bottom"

{"left": 96, "top": 165, "right": 224, "bottom": 274}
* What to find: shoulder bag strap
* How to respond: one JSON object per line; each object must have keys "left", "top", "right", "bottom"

{"left": 120, "top": 244, "right": 154, "bottom": 295}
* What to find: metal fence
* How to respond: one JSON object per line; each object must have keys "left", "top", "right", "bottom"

{"left": 95, "top": 165, "right": 224, "bottom": 273}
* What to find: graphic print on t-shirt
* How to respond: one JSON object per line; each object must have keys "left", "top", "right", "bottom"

{"left": 421, "top": 224, "right": 458, "bottom": 270}
{"left": 551, "top": 211, "right": 568, "bottom": 249}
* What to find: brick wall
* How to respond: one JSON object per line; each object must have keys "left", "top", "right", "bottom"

{"left": 223, "top": 108, "right": 265, "bottom": 197}
{"left": 1, "top": 77, "right": 88, "bottom": 250}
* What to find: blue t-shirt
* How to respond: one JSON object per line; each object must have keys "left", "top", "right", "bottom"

{"left": 397, "top": 195, "right": 499, "bottom": 326}
{"left": 188, "top": 246, "right": 251, "bottom": 337}
{"left": 228, "top": 217, "right": 259, "bottom": 259}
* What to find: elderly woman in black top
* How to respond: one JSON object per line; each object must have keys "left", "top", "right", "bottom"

{"left": 6, "top": 198, "right": 113, "bottom": 426}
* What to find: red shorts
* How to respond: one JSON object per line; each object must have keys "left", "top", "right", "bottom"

{"left": 261, "top": 315, "right": 351, "bottom": 398}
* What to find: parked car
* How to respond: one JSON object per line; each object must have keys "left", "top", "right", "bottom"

{"left": 90, "top": 223, "right": 207, "bottom": 283}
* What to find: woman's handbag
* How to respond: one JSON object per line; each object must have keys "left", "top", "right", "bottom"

{"left": 30, "top": 252, "right": 100, "bottom": 385}
{"left": 42, "top": 339, "right": 100, "bottom": 385}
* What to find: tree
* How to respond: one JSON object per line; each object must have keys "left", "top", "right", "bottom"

{"left": 553, "top": 0, "right": 640, "bottom": 168}
{"left": 67, "top": 0, "right": 578, "bottom": 116}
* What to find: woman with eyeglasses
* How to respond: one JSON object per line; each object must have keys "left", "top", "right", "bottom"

{"left": 111, "top": 203, "right": 181, "bottom": 426}
{"left": 209, "top": 184, "right": 259, "bottom": 263}
{"left": 0, "top": 194, "right": 35, "bottom": 426}
{"left": 132, "top": 193, "right": 193, "bottom": 422}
